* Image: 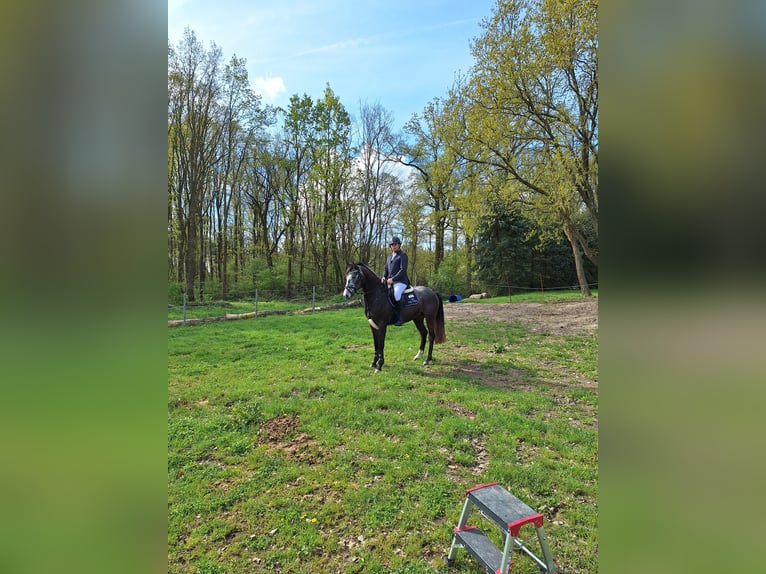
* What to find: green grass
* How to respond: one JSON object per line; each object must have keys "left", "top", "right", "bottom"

{"left": 168, "top": 301, "right": 598, "bottom": 573}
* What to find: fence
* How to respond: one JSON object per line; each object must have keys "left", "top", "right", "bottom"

{"left": 168, "top": 287, "right": 361, "bottom": 327}
{"left": 168, "top": 280, "right": 598, "bottom": 327}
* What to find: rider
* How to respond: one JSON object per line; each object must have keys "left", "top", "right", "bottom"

{"left": 381, "top": 236, "right": 410, "bottom": 326}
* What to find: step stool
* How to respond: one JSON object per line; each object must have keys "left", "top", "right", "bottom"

{"left": 447, "top": 482, "right": 557, "bottom": 573}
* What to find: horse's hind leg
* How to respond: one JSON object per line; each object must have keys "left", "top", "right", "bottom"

{"left": 423, "top": 317, "right": 437, "bottom": 365}
{"left": 412, "top": 318, "right": 428, "bottom": 361}
{"left": 376, "top": 327, "right": 387, "bottom": 371}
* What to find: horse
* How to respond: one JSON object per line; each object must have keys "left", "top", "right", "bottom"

{"left": 342, "top": 262, "right": 446, "bottom": 371}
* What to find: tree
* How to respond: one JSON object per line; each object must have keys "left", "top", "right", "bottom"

{"left": 454, "top": 0, "right": 598, "bottom": 295}
{"left": 168, "top": 28, "right": 225, "bottom": 301}
{"left": 308, "top": 84, "right": 352, "bottom": 289}
{"left": 212, "top": 54, "right": 270, "bottom": 299}
{"left": 396, "top": 98, "right": 462, "bottom": 271}
{"left": 351, "top": 101, "right": 400, "bottom": 266}
{"left": 398, "top": 180, "right": 430, "bottom": 284}
{"left": 281, "top": 94, "right": 316, "bottom": 298}
{"left": 474, "top": 205, "right": 536, "bottom": 294}
{"left": 244, "top": 134, "right": 292, "bottom": 271}
{"left": 474, "top": 203, "right": 583, "bottom": 295}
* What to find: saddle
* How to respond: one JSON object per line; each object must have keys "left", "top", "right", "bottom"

{"left": 389, "top": 285, "right": 418, "bottom": 307}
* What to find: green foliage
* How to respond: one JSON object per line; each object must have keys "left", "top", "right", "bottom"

{"left": 428, "top": 251, "right": 468, "bottom": 296}
{"left": 168, "top": 281, "right": 185, "bottom": 305}
{"left": 474, "top": 205, "right": 537, "bottom": 293}
{"left": 450, "top": 0, "right": 598, "bottom": 292}
{"left": 474, "top": 204, "right": 586, "bottom": 295}
{"left": 241, "top": 255, "right": 287, "bottom": 296}
{"left": 227, "top": 399, "right": 262, "bottom": 430}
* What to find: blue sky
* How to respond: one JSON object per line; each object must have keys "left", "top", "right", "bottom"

{"left": 168, "top": 0, "right": 496, "bottom": 127}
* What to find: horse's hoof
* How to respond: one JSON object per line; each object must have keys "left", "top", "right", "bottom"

{"left": 413, "top": 350, "right": 423, "bottom": 361}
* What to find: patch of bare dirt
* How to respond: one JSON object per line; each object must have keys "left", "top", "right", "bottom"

{"left": 259, "top": 414, "right": 299, "bottom": 442}
{"left": 515, "top": 437, "right": 541, "bottom": 464}
{"left": 439, "top": 436, "right": 490, "bottom": 482}
{"left": 437, "top": 399, "right": 476, "bottom": 419}
{"left": 259, "top": 415, "right": 324, "bottom": 463}
{"left": 546, "top": 394, "right": 598, "bottom": 430}
{"left": 446, "top": 361, "right": 530, "bottom": 389}
{"left": 443, "top": 298, "right": 598, "bottom": 336}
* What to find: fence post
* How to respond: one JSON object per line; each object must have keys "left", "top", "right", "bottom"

{"left": 255, "top": 289, "right": 259, "bottom": 317}
{"left": 312, "top": 286, "right": 316, "bottom": 312}
{"left": 183, "top": 292, "right": 187, "bottom": 326}
{"left": 539, "top": 273, "right": 545, "bottom": 302}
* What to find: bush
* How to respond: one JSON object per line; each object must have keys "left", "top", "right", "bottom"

{"left": 429, "top": 253, "right": 469, "bottom": 297}
{"left": 168, "top": 281, "right": 184, "bottom": 305}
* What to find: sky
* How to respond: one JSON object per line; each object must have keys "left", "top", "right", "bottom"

{"left": 168, "top": 0, "right": 497, "bottom": 128}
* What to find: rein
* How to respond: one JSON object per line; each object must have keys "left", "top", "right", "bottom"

{"left": 348, "top": 263, "right": 385, "bottom": 296}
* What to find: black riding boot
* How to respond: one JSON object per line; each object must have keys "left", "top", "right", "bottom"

{"left": 393, "top": 298, "right": 404, "bottom": 326}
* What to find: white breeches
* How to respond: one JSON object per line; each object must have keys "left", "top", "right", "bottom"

{"left": 392, "top": 282, "right": 406, "bottom": 301}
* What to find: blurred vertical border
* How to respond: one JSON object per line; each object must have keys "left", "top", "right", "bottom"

{"left": 601, "top": 0, "right": 766, "bottom": 572}
{"left": 0, "top": 1, "right": 167, "bottom": 573}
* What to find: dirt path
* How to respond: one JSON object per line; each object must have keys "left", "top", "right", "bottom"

{"left": 443, "top": 298, "right": 598, "bottom": 336}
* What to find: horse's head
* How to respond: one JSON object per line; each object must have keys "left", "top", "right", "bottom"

{"left": 343, "top": 263, "right": 365, "bottom": 299}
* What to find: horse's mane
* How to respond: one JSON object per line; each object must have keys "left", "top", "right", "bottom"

{"left": 354, "top": 262, "right": 381, "bottom": 281}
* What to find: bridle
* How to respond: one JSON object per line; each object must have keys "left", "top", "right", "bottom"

{"left": 345, "top": 265, "right": 382, "bottom": 297}
{"left": 344, "top": 266, "right": 364, "bottom": 296}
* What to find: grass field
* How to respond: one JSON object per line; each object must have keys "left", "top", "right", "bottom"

{"left": 168, "top": 297, "right": 597, "bottom": 573}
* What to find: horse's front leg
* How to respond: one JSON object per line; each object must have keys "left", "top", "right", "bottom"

{"left": 370, "top": 326, "right": 380, "bottom": 370}
{"left": 372, "top": 325, "right": 387, "bottom": 372}
{"left": 369, "top": 326, "right": 387, "bottom": 371}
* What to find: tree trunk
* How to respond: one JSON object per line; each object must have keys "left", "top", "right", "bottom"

{"left": 184, "top": 190, "right": 200, "bottom": 301}
{"left": 563, "top": 222, "right": 591, "bottom": 297}
{"left": 465, "top": 235, "right": 473, "bottom": 293}
{"left": 286, "top": 227, "right": 295, "bottom": 299}
{"left": 434, "top": 211, "right": 445, "bottom": 271}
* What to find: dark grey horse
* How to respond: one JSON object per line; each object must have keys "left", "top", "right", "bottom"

{"left": 342, "top": 262, "right": 446, "bottom": 371}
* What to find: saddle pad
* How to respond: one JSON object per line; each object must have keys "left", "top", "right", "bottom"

{"left": 403, "top": 291, "right": 419, "bottom": 306}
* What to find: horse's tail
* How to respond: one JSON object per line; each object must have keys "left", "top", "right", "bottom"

{"left": 434, "top": 293, "right": 446, "bottom": 344}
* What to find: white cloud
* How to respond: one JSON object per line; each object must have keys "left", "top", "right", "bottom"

{"left": 252, "top": 76, "right": 286, "bottom": 103}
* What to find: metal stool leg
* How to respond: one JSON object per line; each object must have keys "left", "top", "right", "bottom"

{"left": 447, "top": 498, "right": 473, "bottom": 562}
